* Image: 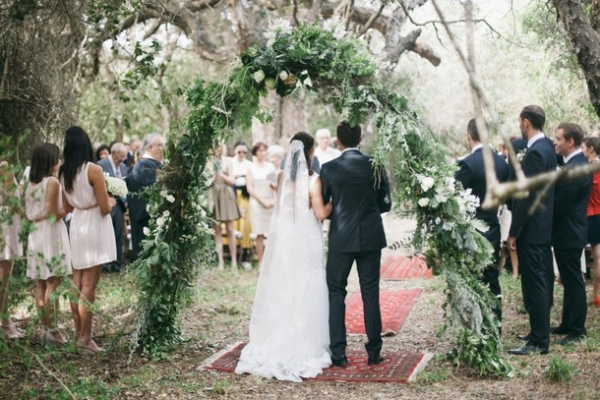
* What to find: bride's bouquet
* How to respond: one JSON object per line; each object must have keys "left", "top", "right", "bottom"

{"left": 104, "top": 173, "right": 128, "bottom": 198}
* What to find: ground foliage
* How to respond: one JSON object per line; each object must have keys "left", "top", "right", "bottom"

{"left": 132, "top": 21, "right": 512, "bottom": 376}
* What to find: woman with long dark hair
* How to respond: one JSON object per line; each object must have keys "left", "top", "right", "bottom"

{"left": 59, "top": 126, "right": 116, "bottom": 353}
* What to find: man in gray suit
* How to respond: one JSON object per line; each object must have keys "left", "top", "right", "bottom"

{"left": 97, "top": 142, "right": 128, "bottom": 272}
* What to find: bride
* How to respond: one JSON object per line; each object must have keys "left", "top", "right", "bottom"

{"left": 235, "top": 132, "right": 332, "bottom": 382}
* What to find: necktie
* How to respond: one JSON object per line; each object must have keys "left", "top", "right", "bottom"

{"left": 115, "top": 164, "right": 122, "bottom": 178}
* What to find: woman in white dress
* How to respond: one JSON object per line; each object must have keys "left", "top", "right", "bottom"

{"left": 59, "top": 126, "right": 116, "bottom": 353}
{"left": 25, "top": 143, "right": 72, "bottom": 345}
{"left": 246, "top": 142, "right": 276, "bottom": 266}
{"left": 235, "top": 132, "right": 332, "bottom": 382}
{"left": 0, "top": 160, "right": 24, "bottom": 339}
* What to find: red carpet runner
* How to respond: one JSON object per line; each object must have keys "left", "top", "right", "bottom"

{"left": 345, "top": 288, "right": 422, "bottom": 335}
{"left": 202, "top": 341, "right": 431, "bottom": 383}
{"left": 380, "top": 255, "right": 432, "bottom": 280}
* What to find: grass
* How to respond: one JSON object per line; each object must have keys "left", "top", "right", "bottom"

{"left": 546, "top": 356, "right": 576, "bottom": 383}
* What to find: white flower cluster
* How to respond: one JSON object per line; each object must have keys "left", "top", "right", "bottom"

{"left": 160, "top": 189, "right": 175, "bottom": 203}
{"left": 322, "top": 17, "right": 346, "bottom": 40}
{"left": 456, "top": 187, "right": 480, "bottom": 216}
{"left": 263, "top": 18, "right": 293, "bottom": 46}
{"left": 104, "top": 173, "right": 128, "bottom": 198}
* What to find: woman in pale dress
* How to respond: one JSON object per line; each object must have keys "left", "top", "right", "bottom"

{"left": 231, "top": 141, "right": 253, "bottom": 269}
{"left": 247, "top": 142, "right": 276, "bottom": 266}
{"left": 235, "top": 132, "right": 332, "bottom": 382}
{"left": 25, "top": 143, "right": 72, "bottom": 345}
{"left": 59, "top": 126, "right": 116, "bottom": 353}
{"left": 0, "top": 160, "right": 24, "bottom": 339}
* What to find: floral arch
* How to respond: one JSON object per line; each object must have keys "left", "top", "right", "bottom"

{"left": 133, "top": 22, "right": 512, "bottom": 377}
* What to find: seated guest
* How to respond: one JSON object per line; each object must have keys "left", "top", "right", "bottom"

{"left": 97, "top": 142, "right": 128, "bottom": 272}
{"left": 125, "top": 133, "right": 165, "bottom": 261}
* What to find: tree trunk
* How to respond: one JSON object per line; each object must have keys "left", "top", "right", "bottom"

{"left": 251, "top": 91, "right": 308, "bottom": 146}
{"left": 552, "top": 0, "right": 600, "bottom": 118}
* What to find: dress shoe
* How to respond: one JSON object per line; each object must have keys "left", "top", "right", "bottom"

{"left": 508, "top": 344, "right": 548, "bottom": 355}
{"left": 550, "top": 325, "right": 568, "bottom": 335}
{"left": 367, "top": 355, "right": 384, "bottom": 366}
{"left": 331, "top": 355, "right": 349, "bottom": 367}
{"left": 556, "top": 335, "right": 584, "bottom": 346}
{"left": 516, "top": 333, "right": 531, "bottom": 341}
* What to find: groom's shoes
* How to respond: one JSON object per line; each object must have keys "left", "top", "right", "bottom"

{"left": 367, "top": 354, "right": 384, "bottom": 366}
{"left": 331, "top": 355, "right": 349, "bottom": 367}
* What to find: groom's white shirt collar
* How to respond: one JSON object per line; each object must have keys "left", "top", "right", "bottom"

{"left": 342, "top": 147, "right": 360, "bottom": 153}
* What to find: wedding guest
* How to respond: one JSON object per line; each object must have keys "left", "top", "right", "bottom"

{"left": 508, "top": 105, "right": 556, "bottom": 356}
{"left": 314, "top": 128, "right": 341, "bottom": 165}
{"left": 126, "top": 138, "right": 142, "bottom": 168}
{"left": 551, "top": 123, "right": 591, "bottom": 345}
{"left": 59, "top": 126, "right": 116, "bottom": 353}
{"left": 95, "top": 144, "right": 109, "bottom": 162}
{"left": 125, "top": 133, "right": 165, "bottom": 261}
{"left": 582, "top": 136, "right": 600, "bottom": 308}
{"left": 25, "top": 143, "right": 72, "bottom": 345}
{"left": 455, "top": 119, "right": 508, "bottom": 324}
{"left": 0, "top": 160, "right": 24, "bottom": 340}
{"left": 267, "top": 144, "right": 285, "bottom": 170}
{"left": 97, "top": 142, "right": 128, "bottom": 273}
{"left": 231, "top": 141, "right": 253, "bottom": 270}
{"left": 247, "top": 142, "right": 277, "bottom": 267}
{"left": 210, "top": 144, "right": 240, "bottom": 271}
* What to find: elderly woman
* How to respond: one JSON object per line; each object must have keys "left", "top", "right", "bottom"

{"left": 247, "top": 142, "right": 277, "bottom": 267}
{"left": 582, "top": 136, "right": 600, "bottom": 308}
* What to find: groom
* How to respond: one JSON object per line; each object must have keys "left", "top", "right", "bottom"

{"left": 320, "top": 121, "right": 392, "bottom": 367}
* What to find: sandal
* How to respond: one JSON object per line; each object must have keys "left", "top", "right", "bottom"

{"left": 76, "top": 340, "right": 105, "bottom": 354}
{"left": 45, "top": 328, "right": 67, "bottom": 345}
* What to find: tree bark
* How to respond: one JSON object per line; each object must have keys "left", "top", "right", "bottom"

{"left": 552, "top": 0, "right": 600, "bottom": 118}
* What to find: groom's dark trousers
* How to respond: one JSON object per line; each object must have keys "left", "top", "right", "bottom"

{"left": 321, "top": 149, "right": 391, "bottom": 359}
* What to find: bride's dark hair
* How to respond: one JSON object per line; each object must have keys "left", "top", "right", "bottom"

{"left": 290, "top": 132, "right": 314, "bottom": 176}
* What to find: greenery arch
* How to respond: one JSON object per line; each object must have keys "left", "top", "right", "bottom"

{"left": 133, "top": 21, "right": 512, "bottom": 377}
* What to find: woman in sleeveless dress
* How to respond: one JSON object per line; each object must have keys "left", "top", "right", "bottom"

{"left": 0, "top": 160, "right": 24, "bottom": 339}
{"left": 59, "top": 126, "right": 116, "bottom": 353}
{"left": 235, "top": 132, "right": 332, "bottom": 382}
{"left": 25, "top": 143, "right": 72, "bottom": 345}
{"left": 247, "top": 142, "right": 276, "bottom": 266}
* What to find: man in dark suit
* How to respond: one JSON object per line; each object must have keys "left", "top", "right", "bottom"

{"left": 455, "top": 118, "right": 509, "bottom": 324}
{"left": 507, "top": 105, "right": 557, "bottom": 355}
{"left": 125, "top": 133, "right": 165, "bottom": 261}
{"left": 551, "top": 122, "right": 591, "bottom": 344}
{"left": 97, "top": 142, "right": 128, "bottom": 272}
{"left": 320, "top": 121, "right": 391, "bottom": 367}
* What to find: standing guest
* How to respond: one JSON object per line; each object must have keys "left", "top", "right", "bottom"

{"left": 97, "top": 142, "right": 128, "bottom": 273}
{"left": 126, "top": 138, "right": 142, "bottom": 168}
{"left": 125, "top": 133, "right": 165, "bottom": 261}
{"left": 314, "top": 128, "right": 341, "bottom": 165}
{"left": 247, "top": 142, "right": 277, "bottom": 267}
{"left": 0, "top": 160, "right": 24, "bottom": 339}
{"left": 95, "top": 144, "right": 110, "bottom": 162}
{"left": 455, "top": 119, "right": 509, "bottom": 324}
{"left": 582, "top": 136, "right": 600, "bottom": 308}
{"left": 551, "top": 123, "right": 591, "bottom": 345}
{"left": 231, "top": 141, "right": 253, "bottom": 270}
{"left": 59, "top": 126, "right": 116, "bottom": 353}
{"left": 267, "top": 144, "right": 285, "bottom": 170}
{"left": 210, "top": 144, "right": 240, "bottom": 271}
{"left": 25, "top": 143, "right": 72, "bottom": 345}
{"left": 507, "top": 105, "right": 556, "bottom": 356}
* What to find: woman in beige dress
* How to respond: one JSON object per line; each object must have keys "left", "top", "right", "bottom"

{"left": 247, "top": 142, "right": 277, "bottom": 267}
{"left": 0, "top": 160, "right": 24, "bottom": 339}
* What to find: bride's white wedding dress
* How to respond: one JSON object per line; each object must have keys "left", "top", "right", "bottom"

{"left": 235, "top": 140, "right": 331, "bottom": 382}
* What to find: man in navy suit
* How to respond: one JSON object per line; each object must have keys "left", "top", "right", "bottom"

{"left": 455, "top": 119, "right": 509, "bottom": 324}
{"left": 551, "top": 122, "right": 591, "bottom": 344}
{"left": 507, "top": 105, "right": 557, "bottom": 355}
{"left": 320, "top": 121, "right": 391, "bottom": 367}
{"left": 97, "top": 142, "right": 128, "bottom": 272}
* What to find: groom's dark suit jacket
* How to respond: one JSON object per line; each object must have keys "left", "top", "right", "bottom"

{"left": 320, "top": 149, "right": 391, "bottom": 252}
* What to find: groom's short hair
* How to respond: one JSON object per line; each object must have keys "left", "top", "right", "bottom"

{"left": 337, "top": 121, "right": 361, "bottom": 148}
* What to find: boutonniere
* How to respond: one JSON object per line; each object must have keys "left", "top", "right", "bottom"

{"left": 516, "top": 149, "right": 526, "bottom": 162}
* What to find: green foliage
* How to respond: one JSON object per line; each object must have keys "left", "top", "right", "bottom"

{"left": 448, "top": 328, "right": 513, "bottom": 377}
{"left": 546, "top": 356, "right": 576, "bottom": 383}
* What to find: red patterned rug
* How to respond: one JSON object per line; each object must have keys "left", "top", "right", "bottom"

{"left": 345, "top": 288, "right": 421, "bottom": 335}
{"left": 380, "top": 255, "right": 432, "bottom": 280}
{"left": 201, "top": 341, "right": 431, "bottom": 383}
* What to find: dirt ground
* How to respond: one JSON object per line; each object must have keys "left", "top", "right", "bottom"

{"left": 1, "top": 213, "right": 600, "bottom": 399}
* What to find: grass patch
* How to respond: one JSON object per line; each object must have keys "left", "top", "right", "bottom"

{"left": 546, "top": 356, "right": 576, "bottom": 383}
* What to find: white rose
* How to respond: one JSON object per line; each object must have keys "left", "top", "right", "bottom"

{"left": 265, "top": 78, "right": 275, "bottom": 89}
{"left": 163, "top": 210, "right": 170, "bottom": 217}
{"left": 418, "top": 198, "right": 430, "bottom": 207}
{"left": 156, "top": 217, "right": 165, "bottom": 227}
{"left": 166, "top": 195, "right": 175, "bottom": 203}
{"left": 253, "top": 70, "right": 265, "bottom": 83}
{"left": 160, "top": 189, "right": 168, "bottom": 198}
{"left": 279, "top": 71, "right": 288, "bottom": 81}
{"left": 143, "top": 227, "right": 151, "bottom": 236}
{"left": 420, "top": 177, "right": 435, "bottom": 192}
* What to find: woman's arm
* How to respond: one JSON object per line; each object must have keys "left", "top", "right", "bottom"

{"left": 88, "top": 163, "right": 115, "bottom": 215}
{"left": 246, "top": 166, "right": 273, "bottom": 208}
{"left": 46, "top": 177, "right": 67, "bottom": 220}
{"left": 311, "top": 177, "right": 332, "bottom": 221}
